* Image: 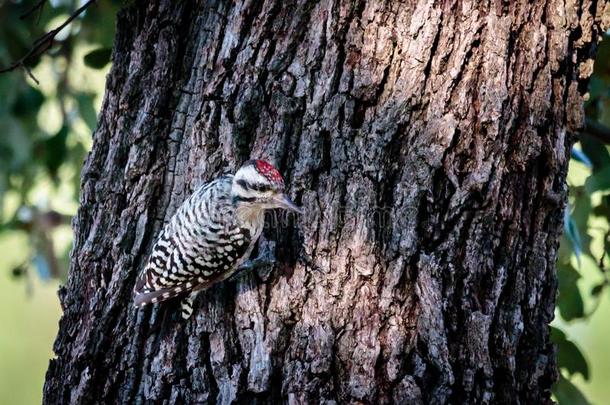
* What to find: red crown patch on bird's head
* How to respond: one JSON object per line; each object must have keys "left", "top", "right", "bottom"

{"left": 253, "top": 159, "right": 284, "bottom": 187}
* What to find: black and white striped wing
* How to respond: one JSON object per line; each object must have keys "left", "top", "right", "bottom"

{"left": 133, "top": 178, "right": 251, "bottom": 307}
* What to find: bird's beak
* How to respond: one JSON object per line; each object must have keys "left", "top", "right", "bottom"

{"left": 275, "top": 194, "right": 303, "bottom": 214}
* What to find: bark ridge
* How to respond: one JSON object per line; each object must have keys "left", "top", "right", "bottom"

{"left": 44, "top": 1, "right": 609, "bottom": 404}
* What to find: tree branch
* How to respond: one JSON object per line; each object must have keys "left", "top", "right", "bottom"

{"left": 0, "top": 0, "right": 97, "bottom": 82}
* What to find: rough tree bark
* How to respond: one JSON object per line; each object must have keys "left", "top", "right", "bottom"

{"left": 44, "top": 1, "right": 609, "bottom": 404}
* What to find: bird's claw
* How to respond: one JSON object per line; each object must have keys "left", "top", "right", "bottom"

{"left": 229, "top": 249, "right": 277, "bottom": 282}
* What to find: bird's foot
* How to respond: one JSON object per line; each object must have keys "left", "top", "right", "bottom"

{"left": 228, "top": 249, "right": 276, "bottom": 282}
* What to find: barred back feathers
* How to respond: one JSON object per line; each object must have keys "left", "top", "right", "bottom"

{"left": 133, "top": 160, "right": 302, "bottom": 318}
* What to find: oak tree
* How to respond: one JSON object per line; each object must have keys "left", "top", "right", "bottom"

{"left": 44, "top": 1, "right": 609, "bottom": 403}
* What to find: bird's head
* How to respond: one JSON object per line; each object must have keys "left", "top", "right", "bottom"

{"left": 232, "top": 159, "right": 302, "bottom": 214}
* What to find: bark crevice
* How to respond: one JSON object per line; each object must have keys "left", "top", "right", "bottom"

{"left": 44, "top": 1, "right": 608, "bottom": 404}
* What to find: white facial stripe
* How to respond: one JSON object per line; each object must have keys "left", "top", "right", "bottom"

{"left": 235, "top": 166, "right": 265, "bottom": 185}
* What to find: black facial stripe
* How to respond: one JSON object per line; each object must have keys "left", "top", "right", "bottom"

{"left": 236, "top": 179, "right": 250, "bottom": 191}
{"left": 233, "top": 196, "right": 256, "bottom": 203}
{"left": 251, "top": 183, "right": 271, "bottom": 192}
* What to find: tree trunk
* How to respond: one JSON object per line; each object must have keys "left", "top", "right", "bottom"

{"left": 44, "top": 1, "right": 608, "bottom": 404}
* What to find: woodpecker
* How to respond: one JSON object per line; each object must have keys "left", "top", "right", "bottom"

{"left": 133, "top": 159, "right": 302, "bottom": 319}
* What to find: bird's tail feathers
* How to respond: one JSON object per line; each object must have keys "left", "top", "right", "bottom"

{"left": 133, "top": 285, "right": 187, "bottom": 307}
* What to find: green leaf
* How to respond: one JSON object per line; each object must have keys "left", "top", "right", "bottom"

{"left": 0, "top": 75, "right": 19, "bottom": 115}
{"left": 550, "top": 326, "right": 590, "bottom": 380}
{"left": 83, "top": 47, "right": 112, "bottom": 69}
{"left": 586, "top": 77, "right": 607, "bottom": 106}
{"left": 0, "top": 116, "right": 32, "bottom": 169}
{"left": 553, "top": 373, "right": 590, "bottom": 405}
{"left": 557, "top": 262, "right": 585, "bottom": 321}
{"left": 585, "top": 166, "right": 610, "bottom": 194}
{"left": 78, "top": 2, "right": 122, "bottom": 46}
{"left": 11, "top": 85, "right": 44, "bottom": 117}
{"left": 592, "top": 37, "right": 610, "bottom": 82}
{"left": 592, "top": 200, "right": 610, "bottom": 218}
{"left": 579, "top": 133, "right": 610, "bottom": 171}
{"left": 41, "top": 126, "right": 69, "bottom": 179}
{"left": 76, "top": 93, "right": 98, "bottom": 130}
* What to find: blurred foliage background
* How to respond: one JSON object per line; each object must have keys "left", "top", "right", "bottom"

{"left": 0, "top": 1, "right": 118, "bottom": 403}
{"left": 0, "top": 1, "right": 608, "bottom": 404}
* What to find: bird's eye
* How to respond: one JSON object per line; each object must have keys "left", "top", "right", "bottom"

{"left": 252, "top": 183, "right": 271, "bottom": 192}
